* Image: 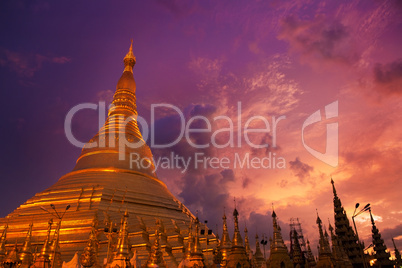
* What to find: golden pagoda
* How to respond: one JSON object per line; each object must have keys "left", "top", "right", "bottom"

{"left": 243, "top": 226, "right": 252, "bottom": 261}
{"left": 266, "top": 210, "right": 292, "bottom": 268}
{"left": 0, "top": 41, "right": 218, "bottom": 266}
{"left": 218, "top": 212, "right": 232, "bottom": 267}
{"left": 225, "top": 208, "right": 250, "bottom": 268}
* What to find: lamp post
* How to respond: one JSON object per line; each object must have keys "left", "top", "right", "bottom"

{"left": 40, "top": 204, "right": 70, "bottom": 268}
{"left": 352, "top": 203, "right": 370, "bottom": 268}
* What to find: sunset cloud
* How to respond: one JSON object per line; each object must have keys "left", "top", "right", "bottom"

{"left": 373, "top": 60, "right": 402, "bottom": 95}
{"left": 0, "top": 48, "right": 70, "bottom": 77}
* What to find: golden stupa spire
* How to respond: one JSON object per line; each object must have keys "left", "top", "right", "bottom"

{"left": 39, "top": 219, "right": 53, "bottom": 258}
{"left": 271, "top": 209, "right": 286, "bottom": 251}
{"left": 4, "top": 241, "right": 19, "bottom": 265}
{"left": 115, "top": 210, "right": 130, "bottom": 258}
{"left": 232, "top": 207, "right": 243, "bottom": 246}
{"left": 244, "top": 225, "right": 252, "bottom": 259}
{"left": 109, "top": 210, "right": 131, "bottom": 268}
{"left": 226, "top": 207, "right": 250, "bottom": 267}
{"left": 79, "top": 219, "right": 99, "bottom": 268}
{"left": 219, "top": 209, "right": 231, "bottom": 264}
{"left": 19, "top": 222, "right": 34, "bottom": 268}
{"left": 181, "top": 217, "right": 206, "bottom": 267}
{"left": 123, "top": 39, "right": 136, "bottom": 73}
{"left": 184, "top": 220, "right": 194, "bottom": 260}
{"left": 72, "top": 40, "right": 157, "bottom": 177}
{"left": 0, "top": 224, "right": 8, "bottom": 261}
{"left": 146, "top": 230, "right": 165, "bottom": 267}
{"left": 267, "top": 209, "right": 292, "bottom": 268}
{"left": 50, "top": 221, "right": 63, "bottom": 268}
{"left": 193, "top": 217, "right": 203, "bottom": 255}
{"left": 253, "top": 234, "right": 265, "bottom": 267}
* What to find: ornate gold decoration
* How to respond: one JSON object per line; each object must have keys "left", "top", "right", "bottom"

{"left": 19, "top": 222, "right": 34, "bottom": 268}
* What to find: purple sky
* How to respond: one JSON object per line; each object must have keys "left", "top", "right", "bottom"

{"left": 1, "top": 0, "right": 402, "bottom": 256}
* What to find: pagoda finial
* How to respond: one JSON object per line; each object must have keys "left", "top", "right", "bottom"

{"left": 316, "top": 209, "right": 321, "bottom": 224}
{"left": 369, "top": 208, "right": 375, "bottom": 225}
{"left": 123, "top": 39, "right": 136, "bottom": 73}
{"left": 331, "top": 177, "right": 337, "bottom": 197}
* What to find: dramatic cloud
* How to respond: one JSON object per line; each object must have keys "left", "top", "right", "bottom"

{"left": 289, "top": 157, "right": 314, "bottom": 183}
{"left": 373, "top": 60, "right": 402, "bottom": 95}
{"left": 278, "top": 15, "right": 359, "bottom": 65}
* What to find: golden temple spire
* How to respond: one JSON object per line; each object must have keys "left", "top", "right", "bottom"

{"left": 226, "top": 207, "right": 250, "bottom": 267}
{"left": 219, "top": 210, "right": 231, "bottom": 265}
{"left": 182, "top": 217, "right": 206, "bottom": 267}
{"left": 0, "top": 224, "right": 8, "bottom": 261}
{"left": 123, "top": 39, "right": 136, "bottom": 73}
{"left": 115, "top": 210, "right": 130, "bottom": 259}
{"left": 270, "top": 209, "right": 287, "bottom": 252}
{"left": 19, "top": 222, "right": 34, "bottom": 268}
{"left": 146, "top": 230, "right": 165, "bottom": 267}
{"left": 253, "top": 234, "right": 265, "bottom": 267}
{"left": 267, "top": 209, "right": 292, "bottom": 268}
{"left": 110, "top": 210, "right": 131, "bottom": 268}
{"left": 232, "top": 207, "right": 243, "bottom": 246}
{"left": 244, "top": 226, "right": 252, "bottom": 259}
{"left": 184, "top": 220, "right": 194, "bottom": 260}
{"left": 40, "top": 219, "right": 53, "bottom": 258}
{"left": 193, "top": 217, "right": 203, "bottom": 255}
{"left": 80, "top": 219, "right": 99, "bottom": 268}
{"left": 4, "top": 241, "right": 19, "bottom": 265}
{"left": 50, "top": 221, "right": 63, "bottom": 268}
{"left": 73, "top": 40, "right": 157, "bottom": 177}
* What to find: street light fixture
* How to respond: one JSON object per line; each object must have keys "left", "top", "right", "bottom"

{"left": 352, "top": 203, "right": 370, "bottom": 268}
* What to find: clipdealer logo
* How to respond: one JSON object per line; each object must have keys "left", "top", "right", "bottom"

{"left": 302, "top": 101, "right": 338, "bottom": 167}
{"left": 64, "top": 101, "right": 339, "bottom": 170}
